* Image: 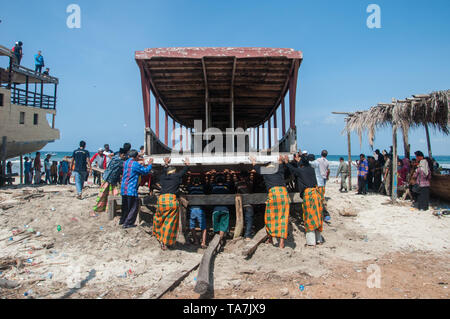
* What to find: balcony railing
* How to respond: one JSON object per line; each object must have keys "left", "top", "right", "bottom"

{"left": 8, "top": 85, "right": 56, "bottom": 109}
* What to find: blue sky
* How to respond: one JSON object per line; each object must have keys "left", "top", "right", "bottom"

{"left": 1, "top": 0, "right": 449, "bottom": 155}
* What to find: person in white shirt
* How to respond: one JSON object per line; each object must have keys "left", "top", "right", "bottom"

{"left": 310, "top": 150, "right": 331, "bottom": 223}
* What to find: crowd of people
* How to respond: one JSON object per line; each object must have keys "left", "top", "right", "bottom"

{"left": 77, "top": 142, "right": 331, "bottom": 251}
{"left": 352, "top": 148, "right": 437, "bottom": 211}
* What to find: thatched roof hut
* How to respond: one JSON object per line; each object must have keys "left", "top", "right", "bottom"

{"left": 344, "top": 89, "right": 450, "bottom": 148}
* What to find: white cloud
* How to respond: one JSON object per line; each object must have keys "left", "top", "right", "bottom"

{"left": 323, "top": 116, "right": 337, "bottom": 125}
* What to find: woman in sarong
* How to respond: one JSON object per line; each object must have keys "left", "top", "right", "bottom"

{"left": 250, "top": 155, "right": 290, "bottom": 249}
{"left": 153, "top": 157, "right": 189, "bottom": 250}
{"left": 283, "top": 154, "right": 324, "bottom": 246}
{"left": 91, "top": 148, "right": 127, "bottom": 217}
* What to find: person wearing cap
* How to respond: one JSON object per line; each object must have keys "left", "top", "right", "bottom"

{"left": 153, "top": 157, "right": 190, "bottom": 250}
{"left": 91, "top": 148, "right": 128, "bottom": 217}
{"left": 283, "top": 153, "right": 324, "bottom": 246}
{"left": 90, "top": 148, "right": 107, "bottom": 185}
{"left": 412, "top": 151, "right": 431, "bottom": 210}
{"left": 249, "top": 155, "right": 290, "bottom": 249}
{"left": 336, "top": 157, "right": 349, "bottom": 192}
{"left": 120, "top": 150, "right": 153, "bottom": 228}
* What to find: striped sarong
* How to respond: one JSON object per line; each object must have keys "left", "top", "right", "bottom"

{"left": 265, "top": 186, "right": 290, "bottom": 239}
{"left": 153, "top": 194, "right": 179, "bottom": 246}
{"left": 93, "top": 181, "right": 120, "bottom": 213}
{"left": 302, "top": 187, "right": 323, "bottom": 232}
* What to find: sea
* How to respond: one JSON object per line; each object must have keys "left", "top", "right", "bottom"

{"left": 6, "top": 152, "right": 450, "bottom": 177}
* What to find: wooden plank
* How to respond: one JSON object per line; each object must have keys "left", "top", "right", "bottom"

{"left": 194, "top": 234, "right": 221, "bottom": 295}
{"left": 184, "top": 193, "right": 302, "bottom": 205}
{"left": 242, "top": 228, "right": 268, "bottom": 257}
{"left": 140, "top": 261, "right": 201, "bottom": 299}
{"left": 392, "top": 124, "right": 398, "bottom": 201}
{"left": 108, "top": 198, "right": 117, "bottom": 220}
{"left": 177, "top": 197, "right": 187, "bottom": 244}
{"left": 234, "top": 195, "right": 243, "bottom": 239}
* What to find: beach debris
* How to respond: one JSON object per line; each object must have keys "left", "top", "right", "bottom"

{"left": 280, "top": 288, "right": 289, "bottom": 296}
{"left": 338, "top": 207, "right": 358, "bottom": 217}
{"left": 50, "top": 207, "right": 56, "bottom": 211}
{"left": 299, "top": 285, "right": 305, "bottom": 292}
{"left": 0, "top": 278, "right": 20, "bottom": 289}
{"left": 57, "top": 225, "right": 62, "bottom": 232}
{"left": 23, "top": 289, "right": 33, "bottom": 296}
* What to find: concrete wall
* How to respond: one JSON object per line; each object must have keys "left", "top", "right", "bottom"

{"left": 0, "top": 87, "right": 60, "bottom": 158}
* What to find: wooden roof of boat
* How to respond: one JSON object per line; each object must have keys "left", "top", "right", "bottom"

{"left": 135, "top": 47, "right": 302, "bottom": 128}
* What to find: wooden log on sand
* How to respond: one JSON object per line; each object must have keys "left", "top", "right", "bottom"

{"left": 194, "top": 234, "right": 221, "bottom": 295}
{"left": 233, "top": 194, "right": 244, "bottom": 239}
{"left": 140, "top": 261, "right": 201, "bottom": 299}
{"left": 242, "top": 227, "right": 269, "bottom": 258}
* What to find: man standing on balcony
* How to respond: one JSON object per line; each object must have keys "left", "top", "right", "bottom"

{"left": 34, "top": 50, "right": 45, "bottom": 73}
{"left": 12, "top": 41, "right": 23, "bottom": 65}
{"left": 71, "top": 141, "right": 91, "bottom": 199}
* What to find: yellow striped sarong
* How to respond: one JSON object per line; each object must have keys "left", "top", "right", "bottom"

{"left": 153, "top": 194, "right": 179, "bottom": 246}
{"left": 265, "top": 186, "right": 290, "bottom": 239}
{"left": 302, "top": 187, "right": 323, "bottom": 232}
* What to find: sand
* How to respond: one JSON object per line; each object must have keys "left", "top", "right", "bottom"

{"left": 0, "top": 177, "right": 448, "bottom": 299}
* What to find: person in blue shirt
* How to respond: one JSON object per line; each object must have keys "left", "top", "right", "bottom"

{"left": 120, "top": 150, "right": 153, "bottom": 228}
{"left": 357, "top": 154, "right": 369, "bottom": 195}
{"left": 34, "top": 51, "right": 44, "bottom": 73}
{"left": 24, "top": 156, "right": 32, "bottom": 184}
{"left": 187, "top": 173, "right": 208, "bottom": 248}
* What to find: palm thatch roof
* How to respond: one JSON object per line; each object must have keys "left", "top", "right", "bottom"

{"left": 344, "top": 89, "right": 450, "bottom": 147}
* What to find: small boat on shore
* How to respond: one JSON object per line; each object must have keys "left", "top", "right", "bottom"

{"left": 431, "top": 171, "right": 450, "bottom": 202}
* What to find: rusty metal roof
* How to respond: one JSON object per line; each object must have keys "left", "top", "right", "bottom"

{"left": 136, "top": 47, "right": 302, "bottom": 128}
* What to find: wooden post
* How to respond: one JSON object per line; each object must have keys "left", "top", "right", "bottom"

{"left": 262, "top": 122, "right": 265, "bottom": 150}
{"left": 54, "top": 84, "right": 58, "bottom": 109}
{"left": 257, "top": 126, "right": 260, "bottom": 151}
{"left": 268, "top": 117, "right": 272, "bottom": 150}
{"left": 1, "top": 136, "right": 7, "bottom": 186}
{"left": 165, "top": 111, "right": 168, "bottom": 146}
{"left": 281, "top": 99, "right": 286, "bottom": 136}
{"left": 401, "top": 125, "right": 410, "bottom": 159}
{"left": 288, "top": 60, "right": 299, "bottom": 129}
{"left": 273, "top": 111, "right": 278, "bottom": 143}
{"left": 25, "top": 76, "right": 29, "bottom": 105}
{"left": 424, "top": 124, "right": 432, "bottom": 159}
{"left": 20, "top": 155, "right": 23, "bottom": 184}
{"left": 180, "top": 124, "right": 183, "bottom": 152}
{"left": 234, "top": 194, "right": 244, "bottom": 239}
{"left": 172, "top": 119, "right": 175, "bottom": 149}
{"left": 52, "top": 114, "right": 55, "bottom": 129}
{"left": 194, "top": 234, "right": 221, "bottom": 295}
{"left": 185, "top": 127, "right": 189, "bottom": 151}
{"left": 155, "top": 98, "right": 159, "bottom": 138}
{"left": 347, "top": 129, "right": 352, "bottom": 191}
{"left": 392, "top": 124, "right": 398, "bottom": 201}
{"left": 40, "top": 80, "right": 44, "bottom": 108}
{"left": 177, "top": 197, "right": 187, "bottom": 244}
{"left": 138, "top": 64, "right": 151, "bottom": 129}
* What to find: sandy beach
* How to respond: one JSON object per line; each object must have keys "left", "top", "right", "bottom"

{"left": 0, "top": 177, "right": 448, "bottom": 299}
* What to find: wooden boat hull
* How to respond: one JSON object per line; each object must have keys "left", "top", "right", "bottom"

{"left": 430, "top": 173, "right": 450, "bottom": 202}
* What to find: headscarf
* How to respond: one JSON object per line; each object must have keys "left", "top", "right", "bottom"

{"left": 418, "top": 159, "right": 429, "bottom": 175}
{"left": 402, "top": 158, "right": 410, "bottom": 171}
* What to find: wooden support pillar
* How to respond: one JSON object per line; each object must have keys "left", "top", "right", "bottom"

{"left": 268, "top": 117, "right": 272, "bottom": 149}
{"left": 52, "top": 114, "right": 55, "bottom": 129}
{"left": 256, "top": 126, "right": 260, "bottom": 151}
{"left": 234, "top": 194, "right": 244, "bottom": 239}
{"left": 25, "top": 76, "right": 29, "bottom": 105}
{"left": 347, "top": 129, "right": 352, "bottom": 190}
{"left": 155, "top": 98, "right": 160, "bottom": 138}
{"left": 392, "top": 124, "right": 398, "bottom": 201}
{"left": 172, "top": 119, "right": 175, "bottom": 148}
{"left": 40, "top": 80, "right": 44, "bottom": 108}
{"left": 165, "top": 112, "right": 168, "bottom": 146}
{"left": 401, "top": 125, "right": 410, "bottom": 159}
{"left": 281, "top": 99, "right": 286, "bottom": 136}
{"left": 20, "top": 155, "right": 23, "bottom": 184}
{"left": 424, "top": 124, "right": 432, "bottom": 159}
{"left": 288, "top": 60, "right": 299, "bottom": 129}
{"left": 54, "top": 84, "right": 58, "bottom": 108}
{"left": 185, "top": 127, "right": 189, "bottom": 151}
{"left": 7, "top": 57, "right": 12, "bottom": 89}
{"left": 262, "top": 122, "right": 265, "bottom": 150}
{"left": 138, "top": 64, "right": 151, "bottom": 129}
{"left": 1, "top": 136, "right": 6, "bottom": 186}
{"left": 273, "top": 110, "right": 278, "bottom": 142}
{"left": 180, "top": 124, "right": 183, "bottom": 152}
